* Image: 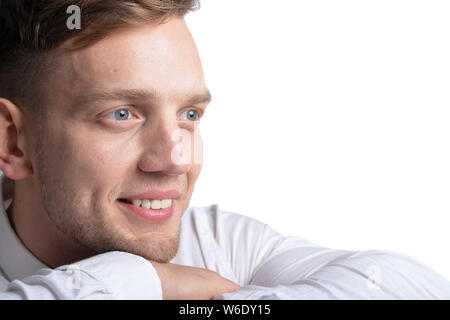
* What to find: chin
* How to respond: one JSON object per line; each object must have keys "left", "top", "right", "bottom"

{"left": 134, "top": 236, "right": 180, "bottom": 263}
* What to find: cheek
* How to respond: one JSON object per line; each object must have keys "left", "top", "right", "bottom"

{"left": 187, "top": 162, "right": 202, "bottom": 188}
{"left": 188, "top": 130, "right": 202, "bottom": 183}
{"left": 190, "top": 126, "right": 203, "bottom": 165}
{"left": 40, "top": 129, "right": 129, "bottom": 188}
{"left": 66, "top": 124, "right": 137, "bottom": 167}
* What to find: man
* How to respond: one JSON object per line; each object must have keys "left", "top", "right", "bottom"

{"left": 0, "top": 0, "right": 449, "bottom": 300}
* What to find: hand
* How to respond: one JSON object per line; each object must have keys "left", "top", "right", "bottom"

{"left": 150, "top": 261, "right": 240, "bottom": 300}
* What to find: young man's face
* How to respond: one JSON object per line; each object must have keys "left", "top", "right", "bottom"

{"left": 23, "top": 17, "right": 209, "bottom": 262}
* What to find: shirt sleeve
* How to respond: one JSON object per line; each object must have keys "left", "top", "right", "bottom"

{"left": 0, "top": 251, "right": 162, "bottom": 300}
{"left": 212, "top": 212, "right": 450, "bottom": 300}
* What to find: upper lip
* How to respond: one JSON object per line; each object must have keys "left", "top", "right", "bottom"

{"left": 121, "top": 189, "right": 181, "bottom": 200}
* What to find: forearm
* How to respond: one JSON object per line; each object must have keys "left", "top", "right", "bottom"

{"left": 215, "top": 249, "right": 450, "bottom": 300}
{"left": 1, "top": 251, "right": 162, "bottom": 300}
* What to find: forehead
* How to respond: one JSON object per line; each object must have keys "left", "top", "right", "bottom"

{"left": 48, "top": 17, "right": 206, "bottom": 105}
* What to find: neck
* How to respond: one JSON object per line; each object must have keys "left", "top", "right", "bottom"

{"left": 8, "top": 179, "right": 95, "bottom": 268}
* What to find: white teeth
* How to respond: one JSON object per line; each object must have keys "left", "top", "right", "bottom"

{"left": 141, "top": 199, "right": 151, "bottom": 209}
{"left": 161, "top": 199, "right": 172, "bottom": 209}
{"left": 132, "top": 199, "right": 142, "bottom": 207}
{"left": 151, "top": 199, "right": 161, "bottom": 210}
{"left": 128, "top": 198, "right": 173, "bottom": 210}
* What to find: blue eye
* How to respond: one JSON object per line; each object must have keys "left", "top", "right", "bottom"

{"left": 183, "top": 109, "right": 199, "bottom": 121}
{"left": 106, "top": 109, "right": 131, "bottom": 121}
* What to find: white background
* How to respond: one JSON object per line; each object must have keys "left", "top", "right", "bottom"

{"left": 186, "top": 0, "right": 450, "bottom": 281}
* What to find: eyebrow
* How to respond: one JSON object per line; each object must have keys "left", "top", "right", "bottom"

{"left": 75, "top": 87, "right": 212, "bottom": 109}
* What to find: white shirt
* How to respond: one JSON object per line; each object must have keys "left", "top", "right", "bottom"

{"left": 1, "top": 172, "right": 450, "bottom": 300}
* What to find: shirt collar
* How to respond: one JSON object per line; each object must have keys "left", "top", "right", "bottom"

{"left": 0, "top": 172, "right": 48, "bottom": 281}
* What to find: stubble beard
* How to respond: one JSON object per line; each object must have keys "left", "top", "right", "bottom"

{"left": 34, "top": 136, "right": 182, "bottom": 264}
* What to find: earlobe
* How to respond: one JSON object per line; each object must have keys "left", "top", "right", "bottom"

{"left": 0, "top": 98, "right": 33, "bottom": 180}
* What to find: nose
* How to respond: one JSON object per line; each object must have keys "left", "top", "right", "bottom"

{"left": 137, "top": 116, "right": 194, "bottom": 176}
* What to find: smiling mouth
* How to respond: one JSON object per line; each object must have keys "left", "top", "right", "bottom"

{"left": 117, "top": 197, "right": 175, "bottom": 222}
{"left": 117, "top": 198, "right": 173, "bottom": 210}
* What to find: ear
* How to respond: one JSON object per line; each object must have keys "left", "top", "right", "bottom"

{"left": 0, "top": 98, "right": 33, "bottom": 180}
